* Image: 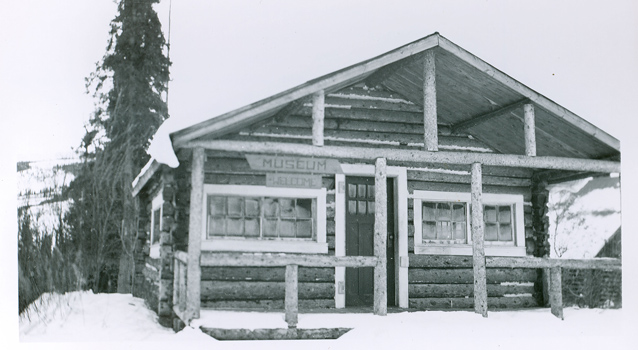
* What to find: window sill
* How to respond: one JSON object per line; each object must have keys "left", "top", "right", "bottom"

{"left": 202, "top": 239, "right": 329, "bottom": 254}
{"left": 415, "top": 244, "right": 525, "bottom": 257}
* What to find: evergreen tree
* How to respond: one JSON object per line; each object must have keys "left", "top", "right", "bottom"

{"left": 73, "top": 0, "right": 170, "bottom": 293}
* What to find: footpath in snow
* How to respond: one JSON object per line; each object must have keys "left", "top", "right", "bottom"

{"left": 18, "top": 291, "right": 632, "bottom": 350}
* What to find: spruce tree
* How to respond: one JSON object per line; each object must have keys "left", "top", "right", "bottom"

{"left": 77, "top": 0, "right": 170, "bottom": 293}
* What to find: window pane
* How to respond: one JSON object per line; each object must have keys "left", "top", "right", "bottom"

{"left": 263, "top": 219, "right": 278, "bottom": 237}
{"left": 348, "top": 184, "right": 357, "bottom": 198}
{"left": 368, "top": 201, "right": 375, "bottom": 214}
{"left": 244, "top": 218, "right": 260, "bottom": 237}
{"left": 210, "top": 196, "right": 226, "bottom": 216}
{"left": 358, "top": 200, "right": 367, "bottom": 214}
{"left": 452, "top": 204, "right": 465, "bottom": 221}
{"left": 245, "top": 198, "right": 260, "bottom": 217}
{"left": 296, "top": 220, "right": 313, "bottom": 238}
{"left": 279, "top": 219, "right": 296, "bottom": 238}
{"left": 499, "top": 223, "right": 512, "bottom": 241}
{"left": 227, "top": 218, "right": 244, "bottom": 236}
{"left": 228, "top": 197, "right": 243, "bottom": 216}
{"left": 296, "top": 198, "right": 312, "bottom": 219}
{"left": 437, "top": 203, "right": 451, "bottom": 221}
{"left": 485, "top": 223, "right": 498, "bottom": 241}
{"left": 348, "top": 200, "right": 357, "bottom": 214}
{"left": 499, "top": 206, "right": 511, "bottom": 224}
{"left": 423, "top": 221, "right": 437, "bottom": 240}
{"left": 264, "top": 198, "right": 279, "bottom": 217}
{"left": 437, "top": 222, "right": 452, "bottom": 240}
{"left": 358, "top": 184, "right": 367, "bottom": 198}
{"left": 453, "top": 222, "right": 466, "bottom": 240}
{"left": 423, "top": 203, "right": 436, "bottom": 221}
{"left": 280, "top": 198, "right": 295, "bottom": 218}
{"left": 209, "top": 217, "right": 225, "bottom": 236}
{"left": 484, "top": 206, "right": 497, "bottom": 223}
{"left": 367, "top": 185, "right": 375, "bottom": 199}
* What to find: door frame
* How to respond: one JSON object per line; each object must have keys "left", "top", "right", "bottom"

{"left": 335, "top": 164, "right": 408, "bottom": 308}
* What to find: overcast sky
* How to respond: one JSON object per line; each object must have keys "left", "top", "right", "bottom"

{"left": 2, "top": 0, "right": 637, "bottom": 163}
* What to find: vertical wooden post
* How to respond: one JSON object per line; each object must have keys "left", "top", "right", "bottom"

{"left": 186, "top": 147, "right": 205, "bottom": 323}
{"left": 549, "top": 267, "right": 564, "bottom": 320}
{"left": 374, "top": 157, "right": 388, "bottom": 316}
{"left": 312, "top": 90, "right": 325, "bottom": 146}
{"left": 423, "top": 50, "right": 438, "bottom": 152}
{"left": 471, "top": 162, "right": 488, "bottom": 317}
{"left": 285, "top": 264, "right": 299, "bottom": 328}
{"left": 524, "top": 103, "right": 536, "bottom": 157}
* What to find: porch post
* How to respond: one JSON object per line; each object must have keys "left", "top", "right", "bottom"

{"left": 471, "top": 162, "right": 488, "bottom": 317}
{"left": 524, "top": 103, "right": 537, "bottom": 156}
{"left": 312, "top": 90, "right": 325, "bottom": 146}
{"left": 549, "top": 267, "right": 564, "bottom": 319}
{"left": 285, "top": 264, "right": 299, "bottom": 328}
{"left": 423, "top": 50, "right": 438, "bottom": 151}
{"left": 186, "top": 147, "right": 205, "bottom": 323}
{"left": 374, "top": 157, "right": 388, "bottom": 316}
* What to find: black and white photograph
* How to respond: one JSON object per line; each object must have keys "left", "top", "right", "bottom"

{"left": 3, "top": 1, "right": 636, "bottom": 348}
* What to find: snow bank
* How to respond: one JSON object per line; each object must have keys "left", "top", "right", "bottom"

{"left": 18, "top": 292, "right": 632, "bottom": 350}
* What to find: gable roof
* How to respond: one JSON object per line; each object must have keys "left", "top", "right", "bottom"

{"left": 170, "top": 32, "right": 620, "bottom": 160}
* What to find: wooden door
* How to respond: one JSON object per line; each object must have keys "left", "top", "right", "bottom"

{"left": 345, "top": 176, "right": 395, "bottom": 307}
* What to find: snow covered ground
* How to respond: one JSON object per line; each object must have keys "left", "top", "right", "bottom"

{"left": 17, "top": 291, "right": 633, "bottom": 350}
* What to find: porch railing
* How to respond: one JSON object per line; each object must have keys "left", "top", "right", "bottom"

{"left": 409, "top": 256, "right": 622, "bottom": 319}
{"left": 174, "top": 251, "right": 380, "bottom": 328}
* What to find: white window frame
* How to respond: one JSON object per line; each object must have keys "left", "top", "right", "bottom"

{"left": 201, "top": 184, "right": 328, "bottom": 254}
{"left": 149, "top": 189, "right": 163, "bottom": 259}
{"left": 413, "top": 190, "right": 525, "bottom": 257}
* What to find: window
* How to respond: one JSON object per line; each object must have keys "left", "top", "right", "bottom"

{"left": 413, "top": 191, "right": 525, "bottom": 256}
{"left": 202, "top": 185, "right": 327, "bottom": 253}
{"left": 149, "top": 190, "right": 163, "bottom": 259}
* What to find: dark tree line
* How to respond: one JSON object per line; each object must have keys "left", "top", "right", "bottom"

{"left": 18, "top": 0, "right": 170, "bottom": 313}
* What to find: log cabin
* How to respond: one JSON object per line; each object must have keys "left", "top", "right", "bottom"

{"left": 130, "top": 32, "right": 621, "bottom": 329}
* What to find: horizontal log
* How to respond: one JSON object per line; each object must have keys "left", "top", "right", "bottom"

{"left": 297, "top": 105, "right": 423, "bottom": 125}
{"left": 408, "top": 268, "right": 537, "bottom": 284}
{"left": 201, "top": 266, "right": 334, "bottom": 282}
{"left": 409, "top": 296, "right": 538, "bottom": 309}
{"left": 200, "top": 252, "right": 379, "bottom": 268}
{"left": 200, "top": 327, "right": 351, "bottom": 341}
{"left": 409, "top": 283, "right": 535, "bottom": 298}
{"left": 201, "top": 281, "right": 334, "bottom": 300}
{"left": 407, "top": 170, "right": 531, "bottom": 187}
{"left": 201, "top": 299, "right": 334, "bottom": 310}
{"left": 183, "top": 140, "right": 620, "bottom": 173}
{"left": 487, "top": 257, "right": 622, "bottom": 270}
{"left": 324, "top": 95, "right": 422, "bottom": 113}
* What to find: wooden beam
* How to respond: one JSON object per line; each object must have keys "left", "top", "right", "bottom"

{"left": 423, "top": 50, "right": 438, "bottom": 151}
{"left": 471, "top": 163, "right": 488, "bottom": 317}
{"left": 312, "top": 90, "right": 325, "bottom": 146}
{"left": 184, "top": 140, "right": 621, "bottom": 173}
{"left": 524, "top": 103, "right": 536, "bottom": 157}
{"left": 438, "top": 35, "right": 620, "bottom": 151}
{"left": 200, "top": 252, "right": 380, "bottom": 268}
{"left": 549, "top": 267, "right": 563, "bottom": 320}
{"left": 285, "top": 264, "right": 298, "bottom": 328}
{"left": 374, "top": 158, "right": 388, "bottom": 316}
{"left": 186, "top": 148, "right": 205, "bottom": 323}
{"left": 450, "top": 99, "right": 529, "bottom": 133}
{"left": 486, "top": 257, "right": 621, "bottom": 270}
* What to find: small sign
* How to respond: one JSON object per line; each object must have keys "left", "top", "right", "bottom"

{"left": 246, "top": 154, "right": 342, "bottom": 174}
{"left": 266, "top": 173, "right": 323, "bottom": 189}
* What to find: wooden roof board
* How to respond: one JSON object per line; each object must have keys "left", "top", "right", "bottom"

{"left": 170, "top": 33, "right": 619, "bottom": 158}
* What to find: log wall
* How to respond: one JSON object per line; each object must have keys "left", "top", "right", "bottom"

{"left": 407, "top": 255, "right": 539, "bottom": 310}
